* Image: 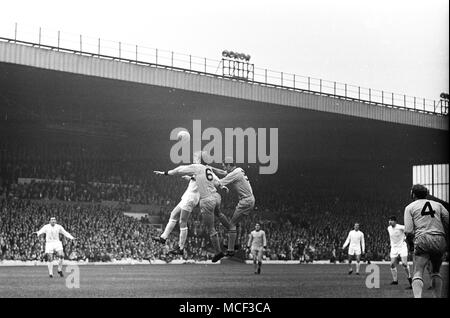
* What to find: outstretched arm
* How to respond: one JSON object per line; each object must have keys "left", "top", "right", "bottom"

{"left": 154, "top": 164, "right": 197, "bottom": 177}
{"left": 404, "top": 207, "right": 415, "bottom": 252}
{"left": 181, "top": 175, "right": 195, "bottom": 181}
{"left": 34, "top": 225, "right": 46, "bottom": 237}
{"left": 218, "top": 168, "right": 240, "bottom": 187}
{"left": 210, "top": 167, "right": 227, "bottom": 177}
{"left": 60, "top": 227, "right": 75, "bottom": 240}
{"left": 212, "top": 173, "right": 228, "bottom": 193}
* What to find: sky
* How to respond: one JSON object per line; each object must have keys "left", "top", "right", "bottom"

{"left": 0, "top": 0, "right": 448, "bottom": 100}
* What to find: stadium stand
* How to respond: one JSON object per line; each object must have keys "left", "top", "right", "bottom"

{"left": 0, "top": 61, "right": 448, "bottom": 264}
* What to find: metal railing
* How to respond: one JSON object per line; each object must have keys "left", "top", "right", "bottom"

{"left": 1, "top": 23, "right": 447, "bottom": 116}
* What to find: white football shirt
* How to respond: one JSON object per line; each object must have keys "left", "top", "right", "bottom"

{"left": 36, "top": 224, "right": 74, "bottom": 243}
{"left": 249, "top": 230, "right": 267, "bottom": 249}
{"left": 170, "top": 164, "right": 219, "bottom": 199}
{"left": 343, "top": 230, "right": 365, "bottom": 252}
{"left": 387, "top": 224, "right": 406, "bottom": 249}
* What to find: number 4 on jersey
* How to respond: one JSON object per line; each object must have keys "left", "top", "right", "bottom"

{"left": 421, "top": 201, "right": 435, "bottom": 218}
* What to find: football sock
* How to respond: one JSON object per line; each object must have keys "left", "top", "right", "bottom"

{"left": 356, "top": 262, "right": 360, "bottom": 273}
{"left": 179, "top": 227, "right": 188, "bottom": 250}
{"left": 391, "top": 267, "right": 398, "bottom": 281}
{"left": 58, "top": 258, "right": 63, "bottom": 272}
{"left": 403, "top": 264, "right": 411, "bottom": 279}
{"left": 412, "top": 278, "right": 424, "bottom": 298}
{"left": 228, "top": 229, "right": 237, "bottom": 252}
{"left": 48, "top": 261, "right": 53, "bottom": 276}
{"left": 210, "top": 233, "right": 221, "bottom": 254}
{"left": 217, "top": 213, "right": 230, "bottom": 230}
{"left": 161, "top": 218, "right": 177, "bottom": 239}
{"left": 431, "top": 274, "right": 443, "bottom": 298}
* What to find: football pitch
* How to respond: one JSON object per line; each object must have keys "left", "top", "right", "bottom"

{"left": 0, "top": 263, "right": 447, "bottom": 298}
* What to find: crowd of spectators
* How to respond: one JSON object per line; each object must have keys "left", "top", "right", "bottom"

{"left": 0, "top": 193, "right": 416, "bottom": 263}
{"left": 0, "top": 198, "right": 227, "bottom": 262}
{"left": 0, "top": 137, "right": 447, "bottom": 263}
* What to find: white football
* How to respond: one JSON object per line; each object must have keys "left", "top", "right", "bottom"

{"left": 177, "top": 130, "right": 190, "bottom": 141}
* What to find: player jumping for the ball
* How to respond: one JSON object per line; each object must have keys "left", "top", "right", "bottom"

{"left": 404, "top": 184, "right": 448, "bottom": 298}
{"left": 33, "top": 217, "right": 75, "bottom": 278}
{"left": 211, "top": 157, "right": 255, "bottom": 260}
{"left": 247, "top": 223, "right": 267, "bottom": 274}
{"left": 342, "top": 223, "right": 365, "bottom": 275}
{"left": 387, "top": 216, "right": 412, "bottom": 288}
{"left": 154, "top": 152, "right": 228, "bottom": 263}
{"left": 152, "top": 175, "right": 199, "bottom": 256}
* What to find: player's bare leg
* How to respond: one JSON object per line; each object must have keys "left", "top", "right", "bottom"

{"left": 57, "top": 251, "right": 64, "bottom": 277}
{"left": 227, "top": 212, "right": 246, "bottom": 256}
{"left": 201, "top": 210, "right": 222, "bottom": 262}
{"left": 426, "top": 261, "right": 433, "bottom": 290}
{"left": 154, "top": 206, "right": 181, "bottom": 244}
{"left": 390, "top": 256, "right": 399, "bottom": 284}
{"left": 299, "top": 254, "right": 304, "bottom": 264}
{"left": 429, "top": 254, "right": 444, "bottom": 298}
{"left": 348, "top": 254, "right": 353, "bottom": 274}
{"left": 170, "top": 209, "right": 190, "bottom": 256}
{"left": 257, "top": 250, "right": 263, "bottom": 274}
{"left": 235, "top": 223, "right": 241, "bottom": 250}
{"left": 355, "top": 254, "right": 361, "bottom": 275}
{"left": 213, "top": 203, "right": 235, "bottom": 250}
{"left": 253, "top": 253, "right": 258, "bottom": 274}
{"left": 411, "top": 254, "right": 428, "bottom": 298}
{"left": 47, "top": 253, "right": 54, "bottom": 277}
{"left": 215, "top": 209, "right": 230, "bottom": 231}
{"left": 400, "top": 256, "right": 412, "bottom": 288}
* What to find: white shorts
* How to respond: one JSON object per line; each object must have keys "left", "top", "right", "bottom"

{"left": 45, "top": 241, "right": 64, "bottom": 254}
{"left": 348, "top": 247, "right": 361, "bottom": 256}
{"left": 177, "top": 194, "right": 199, "bottom": 212}
{"left": 390, "top": 244, "right": 408, "bottom": 259}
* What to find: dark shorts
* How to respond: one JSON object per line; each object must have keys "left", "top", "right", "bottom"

{"left": 230, "top": 195, "right": 255, "bottom": 225}
{"left": 234, "top": 195, "right": 255, "bottom": 216}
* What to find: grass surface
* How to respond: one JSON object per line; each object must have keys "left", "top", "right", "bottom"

{"left": 0, "top": 263, "right": 447, "bottom": 298}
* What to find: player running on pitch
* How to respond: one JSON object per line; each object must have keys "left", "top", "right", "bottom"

{"left": 247, "top": 223, "right": 267, "bottom": 274}
{"left": 152, "top": 174, "right": 199, "bottom": 256}
{"left": 342, "top": 223, "right": 365, "bottom": 275}
{"left": 387, "top": 216, "right": 412, "bottom": 288}
{"left": 33, "top": 217, "right": 75, "bottom": 278}
{"left": 404, "top": 184, "right": 448, "bottom": 298}
{"left": 211, "top": 157, "right": 255, "bottom": 260}
{"left": 154, "top": 152, "right": 227, "bottom": 262}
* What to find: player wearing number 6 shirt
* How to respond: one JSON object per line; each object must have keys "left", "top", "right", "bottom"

{"left": 33, "top": 217, "right": 75, "bottom": 278}
{"left": 404, "top": 184, "right": 449, "bottom": 298}
{"left": 247, "top": 223, "right": 267, "bottom": 274}
{"left": 211, "top": 157, "right": 255, "bottom": 260}
{"left": 342, "top": 223, "right": 365, "bottom": 275}
{"left": 154, "top": 152, "right": 227, "bottom": 263}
